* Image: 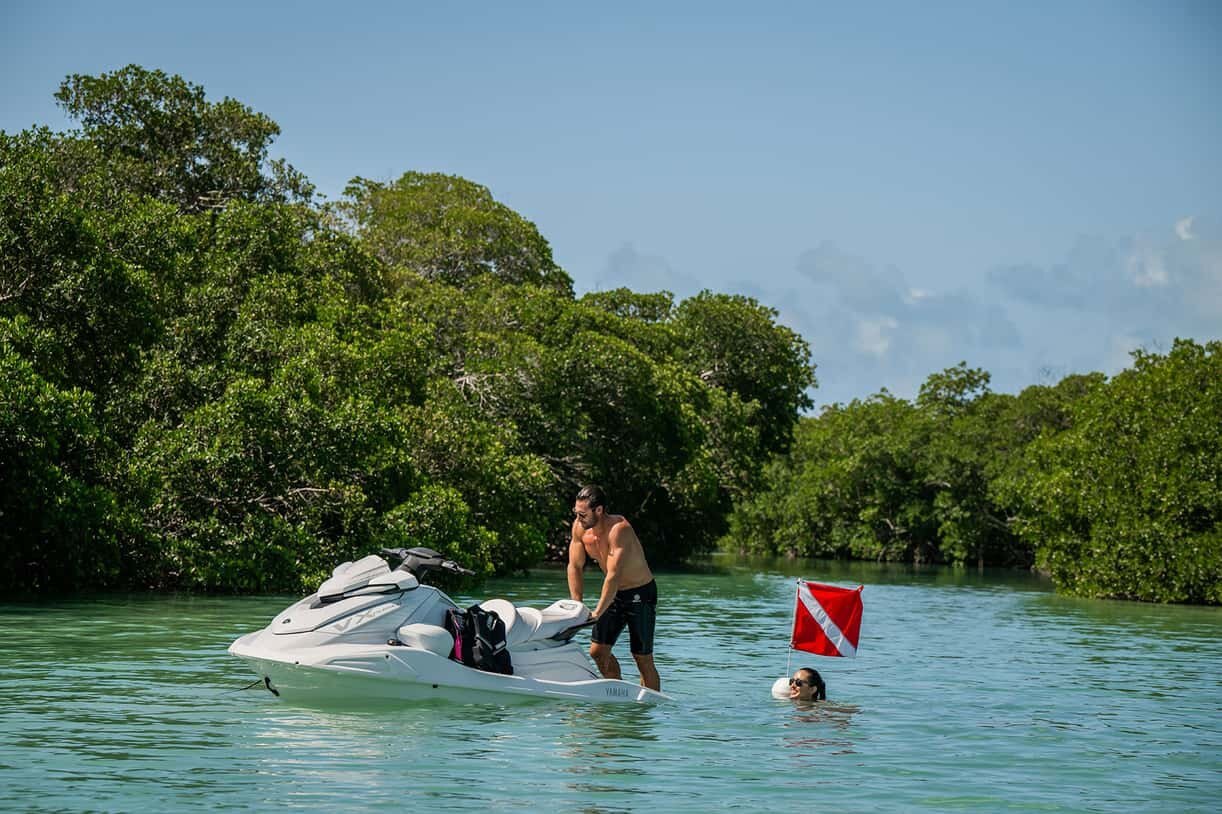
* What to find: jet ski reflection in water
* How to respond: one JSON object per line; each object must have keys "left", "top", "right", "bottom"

{"left": 229, "top": 547, "right": 671, "bottom": 705}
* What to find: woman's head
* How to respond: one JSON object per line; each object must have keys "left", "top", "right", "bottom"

{"left": 789, "top": 667, "right": 826, "bottom": 702}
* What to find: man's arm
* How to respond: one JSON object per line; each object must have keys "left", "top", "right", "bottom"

{"left": 589, "top": 528, "right": 625, "bottom": 619}
{"left": 567, "top": 521, "right": 587, "bottom": 602}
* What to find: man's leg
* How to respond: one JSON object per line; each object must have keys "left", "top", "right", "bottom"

{"left": 632, "top": 653, "right": 660, "bottom": 691}
{"left": 590, "top": 642, "right": 622, "bottom": 679}
{"left": 625, "top": 588, "right": 659, "bottom": 691}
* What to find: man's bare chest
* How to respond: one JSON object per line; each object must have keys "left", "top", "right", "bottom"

{"left": 581, "top": 531, "right": 607, "bottom": 567}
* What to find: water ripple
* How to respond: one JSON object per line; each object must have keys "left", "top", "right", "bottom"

{"left": 1, "top": 566, "right": 1220, "bottom": 812}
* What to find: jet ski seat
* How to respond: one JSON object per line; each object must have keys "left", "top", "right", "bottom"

{"left": 478, "top": 599, "right": 540, "bottom": 647}
{"left": 479, "top": 598, "right": 590, "bottom": 648}
{"left": 394, "top": 623, "right": 454, "bottom": 656}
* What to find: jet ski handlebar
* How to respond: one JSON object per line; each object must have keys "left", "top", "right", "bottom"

{"left": 380, "top": 547, "right": 476, "bottom": 578}
{"left": 549, "top": 618, "right": 598, "bottom": 641}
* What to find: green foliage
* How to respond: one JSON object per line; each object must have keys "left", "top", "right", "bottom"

{"left": 0, "top": 327, "right": 137, "bottom": 592}
{"left": 3, "top": 66, "right": 817, "bottom": 594}
{"left": 727, "top": 392, "right": 936, "bottom": 562}
{"left": 673, "top": 292, "right": 815, "bottom": 454}
{"left": 727, "top": 364, "right": 1103, "bottom": 567}
{"left": 581, "top": 288, "right": 675, "bottom": 323}
{"left": 729, "top": 346, "right": 1220, "bottom": 605}
{"left": 916, "top": 361, "right": 991, "bottom": 417}
{"left": 379, "top": 275, "right": 813, "bottom": 565}
{"left": 339, "top": 172, "right": 572, "bottom": 294}
{"left": 55, "top": 64, "right": 311, "bottom": 211}
{"left": 128, "top": 372, "right": 409, "bottom": 591}
{"left": 6, "top": 65, "right": 1216, "bottom": 605}
{"left": 1001, "top": 340, "right": 1222, "bottom": 603}
{"left": 381, "top": 484, "right": 498, "bottom": 580}
{"left": 0, "top": 128, "right": 160, "bottom": 400}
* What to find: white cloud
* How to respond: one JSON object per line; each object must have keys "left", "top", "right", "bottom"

{"left": 796, "top": 242, "right": 906, "bottom": 315}
{"left": 975, "top": 217, "right": 1222, "bottom": 402}
{"left": 783, "top": 242, "right": 1024, "bottom": 404}
{"left": 1126, "top": 242, "right": 1169, "bottom": 288}
{"left": 855, "top": 316, "right": 898, "bottom": 357}
{"left": 586, "top": 219, "right": 1219, "bottom": 409}
{"left": 780, "top": 218, "right": 1220, "bottom": 406}
{"left": 594, "top": 243, "right": 700, "bottom": 297}
{"left": 1175, "top": 215, "right": 1196, "bottom": 241}
{"left": 990, "top": 217, "right": 1222, "bottom": 328}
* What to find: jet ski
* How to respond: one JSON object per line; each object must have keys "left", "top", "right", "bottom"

{"left": 228, "top": 547, "right": 670, "bottom": 705}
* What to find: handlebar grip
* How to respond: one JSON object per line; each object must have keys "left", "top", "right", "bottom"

{"left": 440, "top": 560, "right": 476, "bottom": 576}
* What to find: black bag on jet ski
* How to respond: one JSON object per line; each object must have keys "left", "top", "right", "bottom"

{"left": 444, "top": 607, "right": 472, "bottom": 664}
{"left": 469, "top": 604, "right": 513, "bottom": 675}
{"left": 444, "top": 605, "right": 513, "bottom": 675}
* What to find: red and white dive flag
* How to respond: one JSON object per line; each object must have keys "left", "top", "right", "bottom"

{"left": 791, "top": 580, "right": 864, "bottom": 658}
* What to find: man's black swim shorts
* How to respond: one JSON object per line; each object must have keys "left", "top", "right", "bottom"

{"left": 591, "top": 579, "right": 657, "bottom": 655}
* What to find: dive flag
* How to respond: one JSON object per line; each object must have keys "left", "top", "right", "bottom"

{"left": 791, "top": 580, "right": 864, "bottom": 657}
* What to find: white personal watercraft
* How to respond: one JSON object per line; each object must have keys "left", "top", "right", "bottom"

{"left": 229, "top": 547, "right": 670, "bottom": 705}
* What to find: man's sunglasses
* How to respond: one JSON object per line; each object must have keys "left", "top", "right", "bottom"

{"left": 789, "top": 678, "right": 811, "bottom": 687}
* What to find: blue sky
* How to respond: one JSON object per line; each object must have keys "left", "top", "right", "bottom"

{"left": 4, "top": 1, "right": 1219, "bottom": 406}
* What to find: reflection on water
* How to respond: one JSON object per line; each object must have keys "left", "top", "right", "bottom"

{"left": 1028, "top": 591, "right": 1222, "bottom": 640}
{"left": 1, "top": 560, "right": 1219, "bottom": 813}
{"left": 712, "top": 553, "right": 1054, "bottom": 592}
{"left": 555, "top": 704, "right": 659, "bottom": 801}
{"left": 780, "top": 701, "right": 863, "bottom": 756}
{"left": 561, "top": 704, "right": 660, "bottom": 747}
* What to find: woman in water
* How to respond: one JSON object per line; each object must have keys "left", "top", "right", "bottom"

{"left": 788, "top": 667, "right": 826, "bottom": 702}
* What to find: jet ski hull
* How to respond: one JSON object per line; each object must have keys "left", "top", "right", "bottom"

{"left": 230, "top": 633, "right": 670, "bottom": 705}
{"left": 228, "top": 549, "right": 671, "bottom": 706}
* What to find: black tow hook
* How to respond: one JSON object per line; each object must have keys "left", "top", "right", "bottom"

{"left": 263, "top": 676, "right": 280, "bottom": 696}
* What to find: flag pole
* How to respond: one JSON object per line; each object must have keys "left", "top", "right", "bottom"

{"left": 785, "top": 579, "right": 801, "bottom": 676}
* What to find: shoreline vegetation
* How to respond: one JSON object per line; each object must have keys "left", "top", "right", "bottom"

{"left": 3, "top": 66, "right": 1218, "bottom": 604}
{"left": 725, "top": 348, "right": 1220, "bottom": 604}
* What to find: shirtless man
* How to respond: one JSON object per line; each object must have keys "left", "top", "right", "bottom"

{"left": 567, "top": 484, "right": 661, "bottom": 691}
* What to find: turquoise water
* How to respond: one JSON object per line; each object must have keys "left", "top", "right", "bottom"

{"left": 2, "top": 558, "right": 1219, "bottom": 812}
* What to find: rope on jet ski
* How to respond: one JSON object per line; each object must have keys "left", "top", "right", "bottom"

{"left": 232, "top": 677, "right": 279, "bottom": 696}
